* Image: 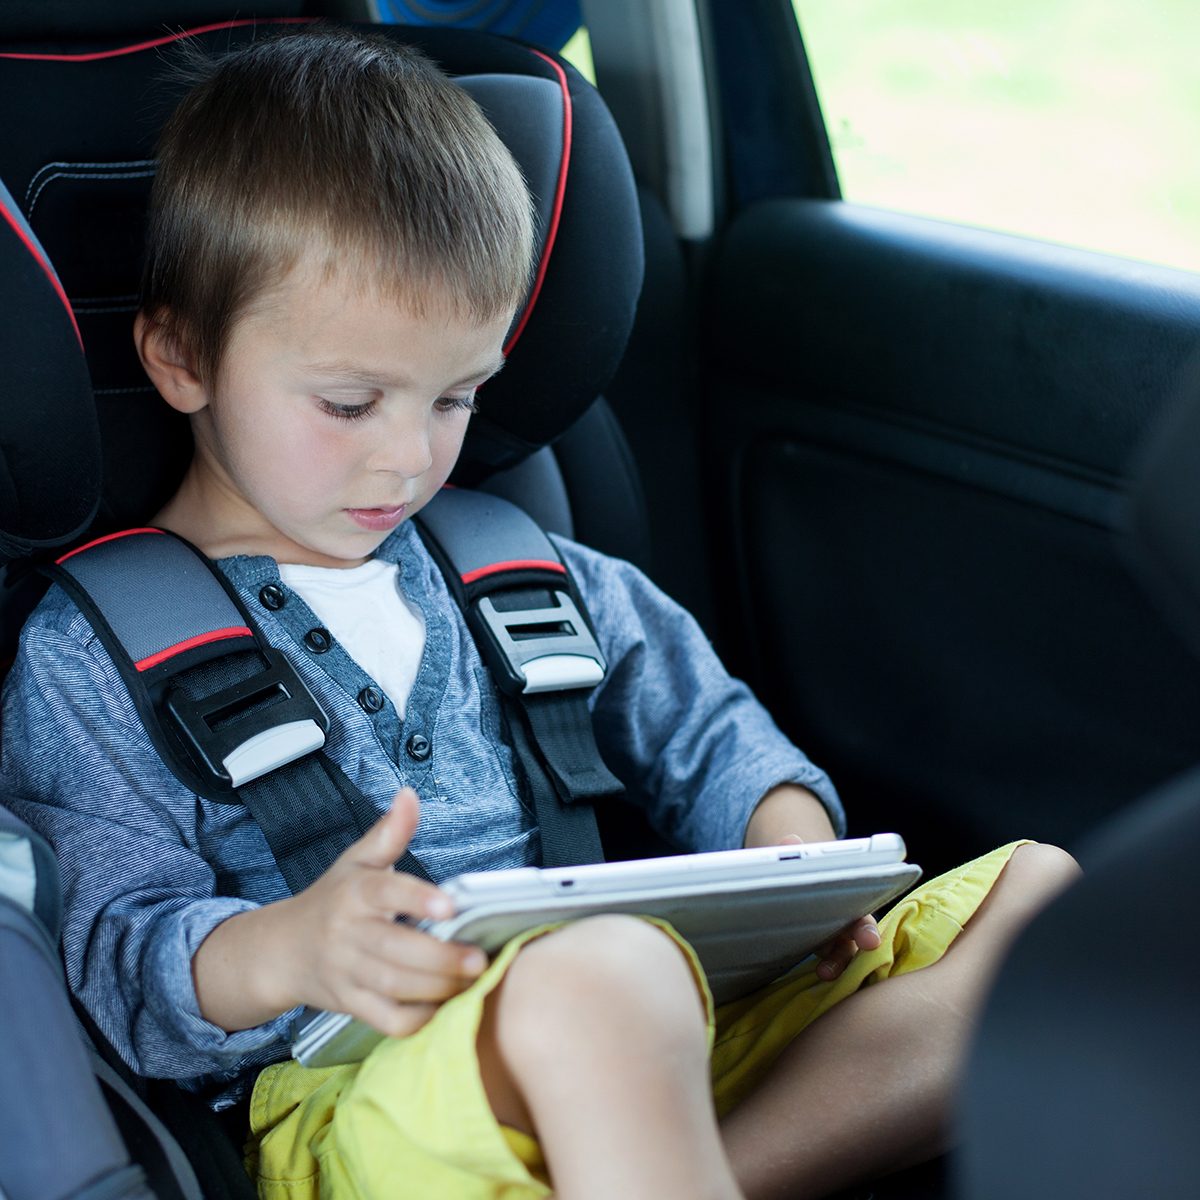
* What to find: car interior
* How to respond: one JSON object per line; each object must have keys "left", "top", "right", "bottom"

{"left": 0, "top": 1, "right": 1196, "bottom": 1197}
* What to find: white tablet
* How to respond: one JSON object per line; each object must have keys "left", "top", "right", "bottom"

{"left": 292, "top": 834, "right": 921, "bottom": 1068}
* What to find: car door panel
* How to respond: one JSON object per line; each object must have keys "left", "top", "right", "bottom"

{"left": 705, "top": 199, "right": 1200, "bottom": 872}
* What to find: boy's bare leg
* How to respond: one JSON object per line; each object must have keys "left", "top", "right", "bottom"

{"left": 477, "top": 914, "right": 744, "bottom": 1200}
{"left": 719, "top": 842, "right": 1081, "bottom": 1200}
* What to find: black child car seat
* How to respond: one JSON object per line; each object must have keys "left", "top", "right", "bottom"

{"left": 0, "top": 0, "right": 671, "bottom": 847}
{"left": 0, "top": 4, "right": 645, "bottom": 545}
{"left": 0, "top": 6, "right": 653, "bottom": 1196}
{"left": 0, "top": 175, "right": 189, "bottom": 1200}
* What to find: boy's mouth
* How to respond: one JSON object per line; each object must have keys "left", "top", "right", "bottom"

{"left": 346, "top": 504, "right": 408, "bottom": 532}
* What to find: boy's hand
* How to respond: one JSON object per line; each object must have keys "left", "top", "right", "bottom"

{"left": 811, "top": 914, "right": 882, "bottom": 982}
{"left": 193, "top": 787, "right": 486, "bottom": 1037}
{"left": 741, "top": 785, "right": 879, "bottom": 980}
{"left": 281, "top": 787, "right": 487, "bottom": 1037}
{"left": 777, "top": 833, "right": 882, "bottom": 981}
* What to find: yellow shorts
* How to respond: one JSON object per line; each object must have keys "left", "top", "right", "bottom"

{"left": 247, "top": 842, "right": 1025, "bottom": 1199}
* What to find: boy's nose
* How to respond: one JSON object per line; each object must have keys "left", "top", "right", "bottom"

{"left": 373, "top": 416, "right": 434, "bottom": 478}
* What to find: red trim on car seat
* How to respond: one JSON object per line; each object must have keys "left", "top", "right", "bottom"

{"left": 134, "top": 627, "right": 255, "bottom": 672}
{"left": 55, "top": 527, "right": 164, "bottom": 564}
{"left": 0, "top": 17, "right": 313, "bottom": 62}
{"left": 462, "top": 558, "right": 568, "bottom": 585}
{"left": 0, "top": 199, "right": 82, "bottom": 348}
{"left": 504, "top": 48, "right": 572, "bottom": 355}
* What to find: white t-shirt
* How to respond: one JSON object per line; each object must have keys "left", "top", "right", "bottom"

{"left": 278, "top": 558, "right": 426, "bottom": 718}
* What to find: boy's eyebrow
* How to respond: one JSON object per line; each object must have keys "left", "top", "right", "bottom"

{"left": 301, "top": 354, "right": 506, "bottom": 389}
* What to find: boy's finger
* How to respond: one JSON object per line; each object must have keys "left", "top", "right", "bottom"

{"left": 816, "top": 950, "right": 854, "bottom": 979}
{"left": 352, "top": 953, "right": 484, "bottom": 1004}
{"left": 342, "top": 788, "right": 420, "bottom": 870}
{"left": 854, "top": 916, "right": 881, "bottom": 951}
{"left": 367, "top": 866, "right": 455, "bottom": 922}
{"left": 816, "top": 935, "right": 855, "bottom": 978}
{"left": 345, "top": 989, "right": 439, "bottom": 1040}
{"left": 368, "top": 921, "right": 486, "bottom": 977}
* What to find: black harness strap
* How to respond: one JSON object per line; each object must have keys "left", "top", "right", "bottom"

{"left": 504, "top": 709, "right": 606, "bottom": 866}
{"left": 48, "top": 528, "right": 430, "bottom": 893}
{"left": 415, "top": 489, "right": 623, "bottom": 866}
{"left": 50, "top": 490, "right": 620, "bottom": 885}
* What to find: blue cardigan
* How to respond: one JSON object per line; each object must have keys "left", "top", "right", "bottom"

{"left": 0, "top": 520, "right": 841, "bottom": 1105}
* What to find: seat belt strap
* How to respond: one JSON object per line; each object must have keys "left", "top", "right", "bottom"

{"left": 48, "top": 490, "right": 618, "bottom": 881}
{"left": 47, "top": 528, "right": 431, "bottom": 892}
{"left": 505, "top": 710, "right": 605, "bottom": 865}
{"left": 415, "top": 489, "right": 622, "bottom": 866}
{"left": 523, "top": 691, "right": 623, "bottom": 802}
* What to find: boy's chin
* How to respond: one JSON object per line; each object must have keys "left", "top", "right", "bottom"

{"left": 271, "top": 526, "right": 394, "bottom": 569}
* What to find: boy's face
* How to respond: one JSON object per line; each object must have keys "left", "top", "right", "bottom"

{"left": 162, "top": 258, "right": 509, "bottom": 567}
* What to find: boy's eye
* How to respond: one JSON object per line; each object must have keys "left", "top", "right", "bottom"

{"left": 435, "top": 394, "right": 478, "bottom": 415}
{"left": 317, "top": 397, "right": 376, "bottom": 422}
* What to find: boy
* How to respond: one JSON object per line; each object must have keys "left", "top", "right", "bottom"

{"left": 0, "top": 26, "right": 1077, "bottom": 1200}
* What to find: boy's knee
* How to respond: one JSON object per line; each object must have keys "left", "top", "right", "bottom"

{"left": 979, "top": 842, "right": 1081, "bottom": 935}
{"left": 1008, "top": 841, "right": 1081, "bottom": 893}
{"left": 496, "top": 916, "right": 706, "bottom": 1059}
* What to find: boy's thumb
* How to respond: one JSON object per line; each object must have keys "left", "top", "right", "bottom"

{"left": 348, "top": 787, "right": 420, "bottom": 868}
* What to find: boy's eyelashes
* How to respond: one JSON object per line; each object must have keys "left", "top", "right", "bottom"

{"left": 317, "top": 397, "right": 376, "bottom": 422}
{"left": 435, "top": 393, "right": 479, "bottom": 415}
{"left": 314, "top": 393, "right": 478, "bottom": 422}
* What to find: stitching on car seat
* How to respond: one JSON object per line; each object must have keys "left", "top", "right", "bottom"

{"left": 25, "top": 159, "right": 155, "bottom": 207}
{"left": 26, "top": 163, "right": 156, "bottom": 218}
{"left": 70, "top": 293, "right": 140, "bottom": 305}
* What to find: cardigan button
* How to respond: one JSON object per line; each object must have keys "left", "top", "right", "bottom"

{"left": 405, "top": 732, "right": 432, "bottom": 761}
{"left": 259, "top": 584, "right": 286, "bottom": 611}
{"left": 358, "top": 686, "right": 385, "bottom": 714}
{"left": 303, "top": 627, "right": 332, "bottom": 654}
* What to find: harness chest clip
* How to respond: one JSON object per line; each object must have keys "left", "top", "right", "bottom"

{"left": 474, "top": 590, "right": 606, "bottom": 696}
{"left": 163, "top": 645, "right": 329, "bottom": 789}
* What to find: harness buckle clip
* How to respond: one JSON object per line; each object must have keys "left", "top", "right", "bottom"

{"left": 164, "top": 645, "right": 330, "bottom": 789}
{"left": 475, "top": 591, "right": 606, "bottom": 696}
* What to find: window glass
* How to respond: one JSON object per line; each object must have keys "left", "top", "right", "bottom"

{"left": 559, "top": 26, "right": 595, "bottom": 83}
{"left": 792, "top": 1, "right": 1200, "bottom": 272}
{"left": 376, "top": 0, "right": 580, "bottom": 48}
{"left": 374, "top": 1, "right": 594, "bottom": 82}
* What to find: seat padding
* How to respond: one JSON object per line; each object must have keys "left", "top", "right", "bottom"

{"left": 0, "top": 18, "right": 643, "bottom": 544}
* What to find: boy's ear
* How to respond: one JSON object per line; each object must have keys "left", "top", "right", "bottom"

{"left": 134, "top": 311, "right": 208, "bottom": 414}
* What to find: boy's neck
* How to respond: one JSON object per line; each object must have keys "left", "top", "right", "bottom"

{"left": 153, "top": 463, "right": 374, "bottom": 568}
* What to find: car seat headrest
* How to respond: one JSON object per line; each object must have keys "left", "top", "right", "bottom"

{"left": 0, "top": 179, "right": 99, "bottom": 557}
{"left": 0, "top": 19, "right": 643, "bottom": 542}
{"left": 450, "top": 62, "right": 643, "bottom": 480}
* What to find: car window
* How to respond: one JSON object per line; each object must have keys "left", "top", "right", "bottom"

{"left": 791, "top": 0, "right": 1200, "bottom": 273}
{"left": 560, "top": 25, "right": 595, "bottom": 81}
{"left": 370, "top": 1, "right": 595, "bottom": 81}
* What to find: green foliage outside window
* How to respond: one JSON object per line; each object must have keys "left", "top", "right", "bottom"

{"left": 793, "top": 0, "right": 1200, "bottom": 273}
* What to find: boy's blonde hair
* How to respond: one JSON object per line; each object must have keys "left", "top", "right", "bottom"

{"left": 141, "top": 26, "right": 535, "bottom": 383}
